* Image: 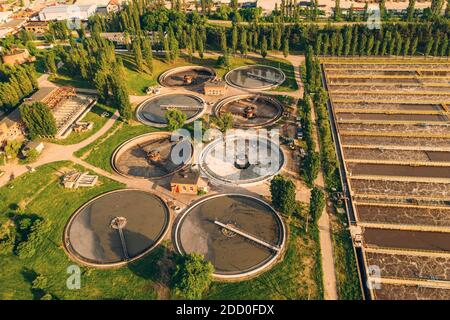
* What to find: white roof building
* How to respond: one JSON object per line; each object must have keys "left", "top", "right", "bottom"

{"left": 38, "top": 4, "right": 97, "bottom": 21}
{"left": 0, "top": 11, "right": 13, "bottom": 24}
{"left": 0, "top": 28, "right": 12, "bottom": 39}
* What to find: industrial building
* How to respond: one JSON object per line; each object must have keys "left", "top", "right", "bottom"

{"left": 38, "top": 4, "right": 97, "bottom": 21}
{"left": 203, "top": 79, "right": 227, "bottom": 96}
{"left": 0, "top": 108, "right": 24, "bottom": 147}
{"left": 24, "top": 21, "right": 50, "bottom": 36}
{"left": 170, "top": 170, "right": 207, "bottom": 194}
{"left": 1, "top": 48, "right": 35, "bottom": 65}
{"left": 23, "top": 86, "right": 96, "bottom": 139}
{"left": 0, "top": 11, "right": 12, "bottom": 24}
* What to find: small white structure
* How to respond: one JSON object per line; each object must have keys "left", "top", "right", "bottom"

{"left": 72, "top": 121, "right": 93, "bottom": 133}
{"left": 0, "top": 28, "right": 12, "bottom": 39}
{"left": 97, "top": 0, "right": 121, "bottom": 14}
{"left": 145, "top": 86, "right": 161, "bottom": 95}
{"left": 62, "top": 171, "right": 98, "bottom": 189}
{"left": 22, "top": 141, "right": 44, "bottom": 157}
{"left": 38, "top": 5, "right": 97, "bottom": 22}
{"left": 0, "top": 11, "right": 13, "bottom": 24}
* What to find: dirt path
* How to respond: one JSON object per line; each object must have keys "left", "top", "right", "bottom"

{"left": 288, "top": 58, "right": 338, "bottom": 299}
{"left": 0, "top": 110, "right": 120, "bottom": 187}
{"left": 309, "top": 94, "right": 339, "bottom": 300}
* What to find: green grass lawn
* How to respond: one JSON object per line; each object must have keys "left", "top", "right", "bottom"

{"left": 0, "top": 161, "right": 169, "bottom": 300}
{"left": 0, "top": 161, "right": 323, "bottom": 300}
{"left": 206, "top": 216, "right": 323, "bottom": 300}
{"left": 75, "top": 122, "right": 161, "bottom": 172}
{"left": 331, "top": 207, "right": 363, "bottom": 300}
{"left": 42, "top": 104, "right": 115, "bottom": 146}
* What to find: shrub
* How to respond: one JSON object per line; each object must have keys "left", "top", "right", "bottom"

{"left": 165, "top": 109, "right": 187, "bottom": 131}
{"left": 216, "top": 54, "right": 231, "bottom": 69}
{"left": 214, "top": 112, "right": 233, "bottom": 132}
{"left": 173, "top": 253, "right": 214, "bottom": 300}
{"left": 270, "top": 175, "right": 297, "bottom": 216}
{"left": 31, "top": 274, "right": 48, "bottom": 291}
{"left": 19, "top": 102, "right": 57, "bottom": 139}
{"left": 19, "top": 148, "right": 40, "bottom": 164}
{"left": 0, "top": 220, "right": 16, "bottom": 255}
{"left": 4, "top": 140, "right": 22, "bottom": 160}
{"left": 16, "top": 219, "right": 49, "bottom": 259}
{"left": 309, "top": 187, "right": 326, "bottom": 223}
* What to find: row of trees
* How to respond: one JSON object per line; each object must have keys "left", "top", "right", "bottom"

{"left": 19, "top": 102, "right": 57, "bottom": 139}
{"left": 313, "top": 89, "right": 339, "bottom": 190}
{"left": 333, "top": 0, "right": 450, "bottom": 23}
{"left": 299, "top": 94, "right": 320, "bottom": 187}
{"left": 52, "top": 34, "right": 132, "bottom": 121}
{"left": 314, "top": 25, "right": 450, "bottom": 57}
{"left": 87, "top": 2, "right": 450, "bottom": 66}
{"left": 306, "top": 46, "right": 340, "bottom": 189}
{"left": 303, "top": 46, "right": 339, "bottom": 190}
{"left": 187, "top": 0, "right": 450, "bottom": 23}
{"left": 0, "top": 64, "right": 38, "bottom": 112}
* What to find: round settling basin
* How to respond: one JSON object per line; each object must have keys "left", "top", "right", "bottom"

{"left": 225, "top": 65, "right": 285, "bottom": 90}
{"left": 136, "top": 93, "right": 205, "bottom": 127}
{"left": 159, "top": 66, "right": 216, "bottom": 87}
{"left": 215, "top": 94, "right": 284, "bottom": 128}
{"left": 64, "top": 189, "right": 170, "bottom": 267}
{"left": 175, "top": 194, "right": 286, "bottom": 279}
{"left": 112, "top": 132, "right": 193, "bottom": 179}
{"left": 199, "top": 133, "right": 284, "bottom": 186}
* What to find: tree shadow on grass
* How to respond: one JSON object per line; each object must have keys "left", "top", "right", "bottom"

{"left": 120, "top": 54, "right": 139, "bottom": 72}
{"left": 128, "top": 244, "right": 178, "bottom": 299}
{"left": 20, "top": 268, "right": 44, "bottom": 300}
{"left": 88, "top": 104, "right": 114, "bottom": 118}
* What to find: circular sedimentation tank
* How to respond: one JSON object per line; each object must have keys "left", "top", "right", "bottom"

{"left": 215, "top": 94, "right": 284, "bottom": 128}
{"left": 225, "top": 65, "right": 285, "bottom": 90}
{"left": 64, "top": 189, "right": 170, "bottom": 267}
{"left": 136, "top": 93, "right": 205, "bottom": 127}
{"left": 112, "top": 132, "right": 193, "bottom": 179}
{"left": 175, "top": 194, "right": 286, "bottom": 279}
{"left": 159, "top": 66, "right": 216, "bottom": 87}
{"left": 199, "top": 132, "right": 284, "bottom": 186}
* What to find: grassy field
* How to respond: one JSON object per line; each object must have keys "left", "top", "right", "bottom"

{"left": 42, "top": 104, "right": 115, "bottom": 146}
{"left": 0, "top": 162, "right": 324, "bottom": 300}
{"left": 0, "top": 161, "right": 170, "bottom": 300}
{"left": 206, "top": 215, "right": 323, "bottom": 300}
{"left": 75, "top": 121, "right": 161, "bottom": 172}
{"left": 331, "top": 207, "right": 363, "bottom": 300}
{"left": 49, "top": 73, "right": 95, "bottom": 89}
{"left": 0, "top": 162, "right": 323, "bottom": 300}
